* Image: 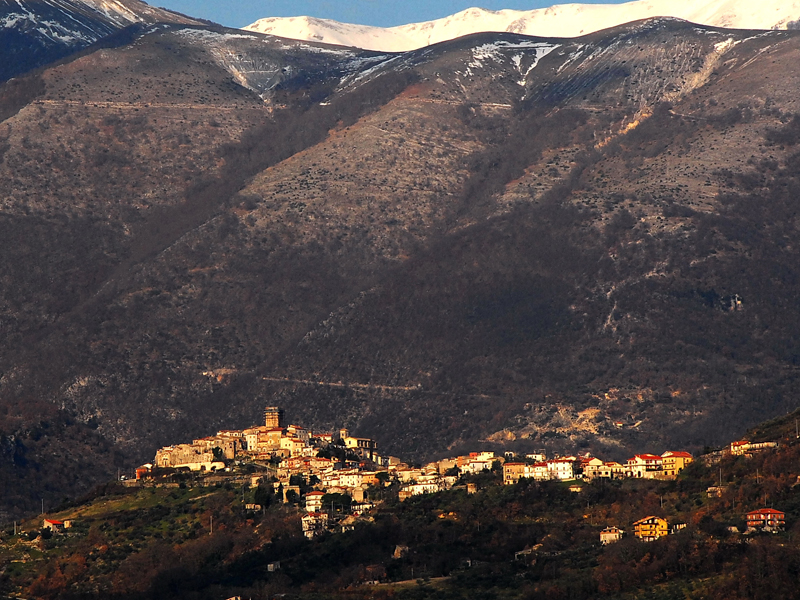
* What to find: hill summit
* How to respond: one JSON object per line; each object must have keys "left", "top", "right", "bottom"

{"left": 245, "top": 0, "right": 800, "bottom": 51}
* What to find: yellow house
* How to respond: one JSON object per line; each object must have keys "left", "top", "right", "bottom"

{"left": 503, "top": 462, "right": 528, "bottom": 485}
{"left": 633, "top": 516, "right": 668, "bottom": 541}
{"left": 661, "top": 451, "right": 693, "bottom": 478}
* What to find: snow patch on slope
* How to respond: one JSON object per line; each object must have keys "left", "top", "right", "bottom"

{"left": 245, "top": 0, "right": 800, "bottom": 51}
{"left": 173, "top": 27, "right": 395, "bottom": 101}
{"left": 467, "top": 41, "right": 559, "bottom": 84}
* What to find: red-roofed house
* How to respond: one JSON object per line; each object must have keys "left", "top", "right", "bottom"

{"left": 730, "top": 440, "right": 751, "bottom": 456}
{"left": 730, "top": 440, "right": 778, "bottom": 456}
{"left": 627, "top": 454, "right": 663, "bottom": 479}
{"left": 531, "top": 462, "right": 551, "bottom": 481}
{"left": 305, "top": 491, "right": 325, "bottom": 513}
{"left": 581, "top": 457, "right": 605, "bottom": 480}
{"left": 661, "top": 451, "right": 693, "bottom": 478}
{"left": 747, "top": 508, "right": 785, "bottom": 532}
{"left": 43, "top": 519, "right": 68, "bottom": 532}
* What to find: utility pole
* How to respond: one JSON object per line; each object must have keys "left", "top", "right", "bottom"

{"left": 210, "top": 515, "right": 213, "bottom": 535}
{"left": 41, "top": 498, "right": 44, "bottom": 515}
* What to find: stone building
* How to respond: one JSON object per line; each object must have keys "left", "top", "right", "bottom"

{"left": 264, "top": 406, "right": 285, "bottom": 429}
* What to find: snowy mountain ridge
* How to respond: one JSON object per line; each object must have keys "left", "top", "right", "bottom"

{"left": 0, "top": 0, "right": 203, "bottom": 81}
{"left": 245, "top": 0, "right": 800, "bottom": 51}
{"left": 0, "top": 0, "right": 197, "bottom": 45}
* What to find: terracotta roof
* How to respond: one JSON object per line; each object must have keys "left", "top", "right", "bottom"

{"left": 634, "top": 454, "right": 663, "bottom": 460}
{"left": 662, "top": 451, "right": 693, "bottom": 458}
{"left": 306, "top": 491, "right": 325, "bottom": 496}
{"left": 748, "top": 508, "right": 784, "bottom": 515}
{"left": 632, "top": 515, "right": 664, "bottom": 525}
{"left": 44, "top": 519, "right": 64, "bottom": 525}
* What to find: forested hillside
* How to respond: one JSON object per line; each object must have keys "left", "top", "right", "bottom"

{"left": 3, "top": 410, "right": 800, "bottom": 599}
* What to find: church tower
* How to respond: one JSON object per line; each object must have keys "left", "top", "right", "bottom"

{"left": 264, "top": 406, "right": 285, "bottom": 429}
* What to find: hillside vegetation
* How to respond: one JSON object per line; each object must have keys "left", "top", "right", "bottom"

{"left": 4, "top": 412, "right": 800, "bottom": 599}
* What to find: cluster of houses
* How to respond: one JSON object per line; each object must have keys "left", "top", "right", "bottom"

{"left": 701, "top": 438, "right": 780, "bottom": 466}
{"left": 146, "top": 407, "right": 503, "bottom": 538}
{"left": 299, "top": 451, "right": 499, "bottom": 538}
{"left": 503, "top": 450, "right": 694, "bottom": 485}
{"left": 144, "top": 406, "right": 788, "bottom": 541}
{"left": 152, "top": 407, "right": 381, "bottom": 473}
{"left": 503, "top": 442, "right": 787, "bottom": 545}
{"left": 599, "top": 507, "right": 786, "bottom": 545}
{"left": 601, "top": 518, "right": 687, "bottom": 544}
{"left": 728, "top": 440, "right": 779, "bottom": 456}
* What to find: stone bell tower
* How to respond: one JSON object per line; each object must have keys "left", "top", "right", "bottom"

{"left": 264, "top": 406, "right": 285, "bottom": 429}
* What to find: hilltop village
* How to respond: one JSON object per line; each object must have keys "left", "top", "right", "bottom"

{"left": 130, "top": 406, "right": 783, "bottom": 541}
{"left": 4, "top": 408, "right": 797, "bottom": 600}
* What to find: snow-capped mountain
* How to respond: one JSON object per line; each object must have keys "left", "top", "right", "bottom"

{"left": 245, "top": 0, "right": 800, "bottom": 51}
{"left": 0, "top": 0, "right": 202, "bottom": 81}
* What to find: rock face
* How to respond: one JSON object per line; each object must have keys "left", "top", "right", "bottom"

{"left": 0, "top": 0, "right": 204, "bottom": 82}
{"left": 245, "top": 0, "right": 800, "bottom": 51}
{"left": 2, "top": 14, "right": 800, "bottom": 518}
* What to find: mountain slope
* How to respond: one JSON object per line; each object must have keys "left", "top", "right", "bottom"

{"left": 3, "top": 17, "right": 800, "bottom": 519}
{"left": 245, "top": 0, "right": 800, "bottom": 51}
{"left": 0, "top": 0, "right": 204, "bottom": 81}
